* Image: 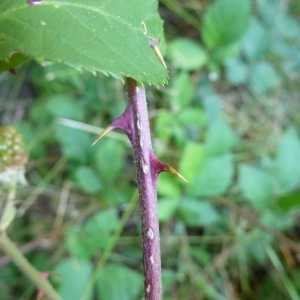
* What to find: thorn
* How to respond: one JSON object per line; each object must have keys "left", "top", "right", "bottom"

{"left": 92, "top": 125, "right": 113, "bottom": 146}
{"left": 149, "top": 38, "right": 167, "bottom": 69}
{"left": 167, "top": 166, "right": 188, "bottom": 183}
{"left": 91, "top": 104, "right": 134, "bottom": 147}
{"left": 150, "top": 151, "right": 188, "bottom": 183}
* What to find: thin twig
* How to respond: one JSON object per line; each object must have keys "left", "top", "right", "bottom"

{"left": 0, "top": 231, "right": 61, "bottom": 300}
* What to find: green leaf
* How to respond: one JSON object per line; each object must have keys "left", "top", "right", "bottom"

{"left": 157, "top": 172, "right": 181, "bottom": 197}
{"left": 54, "top": 125, "right": 91, "bottom": 162}
{"left": 94, "top": 139, "right": 127, "bottom": 184}
{"left": 249, "top": 62, "right": 282, "bottom": 94}
{"left": 277, "top": 191, "right": 300, "bottom": 212}
{"left": 96, "top": 264, "right": 143, "bottom": 300}
{"left": 177, "top": 108, "right": 207, "bottom": 127}
{"left": 46, "top": 95, "right": 85, "bottom": 120}
{"left": 179, "top": 142, "right": 206, "bottom": 183}
{"left": 241, "top": 17, "right": 271, "bottom": 60}
{"left": 225, "top": 57, "right": 248, "bottom": 85}
{"left": 0, "top": 0, "right": 167, "bottom": 85}
{"left": 260, "top": 210, "right": 294, "bottom": 231}
{"left": 205, "top": 119, "right": 237, "bottom": 155}
{"left": 86, "top": 208, "right": 119, "bottom": 233}
{"left": 258, "top": 0, "right": 281, "bottom": 25}
{"left": 273, "top": 128, "right": 300, "bottom": 192}
{"left": 162, "top": 269, "right": 177, "bottom": 291}
{"left": 210, "top": 42, "right": 241, "bottom": 63}
{"left": 66, "top": 226, "right": 94, "bottom": 258}
{"left": 75, "top": 166, "right": 102, "bottom": 195}
{"left": 202, "top": 94, "right": 223, "bottom": 124}
{"left": 166, "top": 38, "right": 208, "bottom": 71}
{"left": 158, "top": 197, "right": 180, "bottom": 222}
{"left": 202, "top": 0, "right": 251, "bottom": 49}
{"left": 169, "top": 72, "right": 193, "bottom": 109}
{"left": 53, "top": 258, "right": 93, "bottom": 300}
{"left": 277, "top": 16, "right": 300, "bottom": 40}
{"left": 155, "top": 110, "right": 175, "bottom": 143}
{"left": 190, "top": 247, "right": 212, "bottom": 266}
{"left": 188, "top": 154, "right": 234, "bottom": 197}
{"left": 179, "top": 198, "right": 219, "bottom": 226}
{"left": 239, "top": 165, "right": 274, "bottom": 209}
{"left": 66, "top": 209, "right": 119, "bottom": 258}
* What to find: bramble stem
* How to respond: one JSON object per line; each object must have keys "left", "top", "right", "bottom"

{"left": 126, "top": 78, "right": 162, "bottom": 299}
{"left": 93, "top": 78, "right": 177, "bottom": 298}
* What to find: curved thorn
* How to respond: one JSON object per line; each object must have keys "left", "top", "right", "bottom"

{"left": 150, "top": 152, "right": 188, "bottom": 183}
{"left": 167, "top": 166, "right": 188, "bottom": 183}
{"left": 92, "top": 125, "right": 114, "bottom": 146}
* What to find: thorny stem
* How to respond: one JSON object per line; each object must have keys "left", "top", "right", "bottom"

{"left": 93, "top": 78, "right": 186, "bottom": 299}
{"left": 126, "top": 78, "right": 162, "bottom": 299}
{"left": 93, "top": 80, "right": 178, "bottom": 299}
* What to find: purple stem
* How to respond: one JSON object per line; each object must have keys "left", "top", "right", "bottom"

{"left": 93, "top": 78, "right": 186, "bottom": 299}
{"left": 126, "top": 78, "right": 162, "bottom": 299}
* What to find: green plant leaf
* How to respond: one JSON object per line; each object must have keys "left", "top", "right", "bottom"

{"left": 46, "top": 95, "right": 85, "bottom": 121}
{"left": 177, "top": 108, "right": 207, "bottom": 127}
{"left": 75, "top": 166, "right": 102, "bottom": 195}
{"left": 162, "top": 269, "right": 177, "bottom": 291}
{"left": 66, "top": 226, "right": 96, "bottom": 258}
{"left": 0, "top": 0, "right": 168, "bottom": 85}
{"left": 96, "top": 264, "right": 143, "bottom": 300}
{"left": 205, "top": 118, "right": 237, "bottom": 155}
{"left": 86, "top": 208, "right": 119, "bottom": 233}
{"left": 239, "top": 165, "right": 274, "bottom": 209}
{"left": 53, "top": 125, "right": 92, "bottom": 162}
{"left": 94, "top": 139, "right": 127, "bottom": 184}
{"left": 188, "top": 154, "right": 234, "bottom": 197}
{"left": 155, "top": 110, "right": 175, "bottom": 143}
{"left": 53, "top": 258, "right": 93, "bottom": 300}
{"left": 202, "top": 0, "right": 251, "bottom": 49}
{"left": 249, "top": 61, "right": 282, "bottom": 94}
{"left": 66, "top": 209, "right": 119, "bottom": 258}
{"left": 260, "top": 210, "right": 294, "bottom": 231}
{"left": 169, "top": 72, "right": 193, "bottom": 109}
{"left": 157, "top": 173, "right": 181, "bottom": 197}
{"left": 201, "top": 94, "right": 223, "bottom": 124}
{"left": 241, "top": 17, "right": 271, "bottom": 60}
{"left": 277, "top": 191, "right": 300, "bottom": 212}
{"left": 158, "top": 197, "right": 180, "bottom": 222}
{"left": 166, "top": 38, "right": 207, "bottom": 71}
{"left": 210, "top": 42, "right": 241, "bottom": 63}
{"left": 179, "top": 198, "right": 219, "bottom": 226}
{"left": 190, "top": 247, "right": 211, "bottom": 266}
{"left": 179, "top": 142, "right": 206, "bottom": 182}
{"left": 277, "top": 15, "right": 300, "bottom": 40}
{"left": 225, "top": 57, "right": 248, "bottom": 85}
{"left": 273, "top": 128, "right": 300, "bottom": 192}
{"left": 257, "top": 0, "right": 281, "bottom": 25}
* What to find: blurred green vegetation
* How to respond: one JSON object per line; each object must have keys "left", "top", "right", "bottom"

{"left": 1, "top": 0, "right": 300, "bottom": 299}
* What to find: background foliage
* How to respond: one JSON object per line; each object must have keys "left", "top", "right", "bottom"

{"left": 0, "top": 0, "right": 300, "bottom": 299}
